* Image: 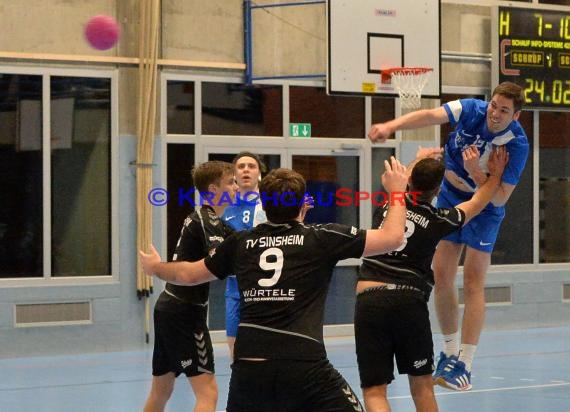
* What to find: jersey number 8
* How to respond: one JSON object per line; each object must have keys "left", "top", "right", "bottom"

{"left": 394, "top": 220, "right": 415, "bottom": 252}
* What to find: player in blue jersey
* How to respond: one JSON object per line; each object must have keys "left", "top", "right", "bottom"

{"left": 368, "top": 82, "right": 529, "bottom": 391}
{"left": 222, "top": 152, "right": 267, "bottom": 360}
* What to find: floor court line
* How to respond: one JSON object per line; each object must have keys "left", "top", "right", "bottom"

{"left": 388, "top": 381, "right": 570, "bottom": 400}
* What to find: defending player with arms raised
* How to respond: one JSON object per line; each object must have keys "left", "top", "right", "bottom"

{"left": 354, "top": 146, "right": 508, "bottom": 412}
{"left": 140, "top": 159, "right": 408, "bottom": 412}
{"left": 143, "top": 161, "right": 237, "bottom": 412}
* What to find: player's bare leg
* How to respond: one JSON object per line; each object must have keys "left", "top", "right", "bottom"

{"left": 460, "top": 247, "right": 490, "bottom": 346}
{"left": 433, "top": 241, "right": 463, "bottom": 337}
{"left": 409, "top": 375, "right": 438, "bottom": 412}
{"left": 362, "top": 384, "right": 391, "bottom": 412}
{"left": 143, "top": 373, "right": 175, "bottom": 412}
{"left": 189, "top": 373, "right": 218, "bottom": 412}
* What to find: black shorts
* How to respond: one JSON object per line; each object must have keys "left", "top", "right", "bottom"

{"left": 226, "top": 358, "right": 363, "bottom": 412}
{"left": 354, "top": 287, "right": 434, "bottom": 387}
{"left": 152, "top": 304, "right": 215, "bottom": 377}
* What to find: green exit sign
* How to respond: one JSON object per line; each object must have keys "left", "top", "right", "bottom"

{"left": 289, "top": 123, "right": 311, "bottom": 138}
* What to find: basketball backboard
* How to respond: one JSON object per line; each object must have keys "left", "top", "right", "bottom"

{"left": 327, "top": 0, "right": 441, "bottom": 98}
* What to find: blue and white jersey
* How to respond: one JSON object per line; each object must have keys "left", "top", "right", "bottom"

{"left": 222, "top": 193, "right": 266, "bottom": 232}
{"left": 222, "top": 193, "right": 267, "bottom": 298}
{"left": 443, "top": 98, "right": 529, "bottom": 192}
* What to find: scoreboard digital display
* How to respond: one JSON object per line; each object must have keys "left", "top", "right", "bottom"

{"left": 497, "top": 6, "right": 570, "bottom": 110}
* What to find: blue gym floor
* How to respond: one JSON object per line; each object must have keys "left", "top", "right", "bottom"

{"left": 1, "top": 326, "right": 569, "bottom": 411}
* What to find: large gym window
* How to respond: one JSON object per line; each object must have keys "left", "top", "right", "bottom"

{"left": 0, "top": 72, "right": 113, "bottom": 278}
{"left": 292, "top": 154, "right": 360, "bottom": 227}
{"left": 0, "top": 74, "right": 43, "bottom": 277}
{"left": 202, "top": 82, "right": 282, "bottom": 136}
{"left": 289, "top": 86, "right": 365, "bottom": 138}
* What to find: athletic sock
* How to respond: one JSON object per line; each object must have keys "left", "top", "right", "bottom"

{"left": 442, "top": 332, "right": 459, "bottom": 357}
{"left": 458, "top": 344, "right": 477, "bottom": 371}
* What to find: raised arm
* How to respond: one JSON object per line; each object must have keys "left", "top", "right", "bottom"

{"left": 368, "top": 106, "right": 449, "bottom": 143}
{"left": 362, "top": 157, "right": 408, "bottom": 256}
{"left": 139, "top": 244, "right": 217, "bottom": 285}
{"left": 457, "top": 146, "right": 509, "bottom": 223}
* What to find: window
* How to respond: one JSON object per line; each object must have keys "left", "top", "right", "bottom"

{"left": 538, "top": 0, "right": 570, "bottom": 5}
{"left": 292, "top": 155, "right": 360, "bottom": 226}
{"left": 166, "top": 144, "right": 195, "bottom": 260}
{"left": 0, "top": 75, "right": 43, "bottom": 277}
{"left": 0, "top": 72, "right": 113, "bottom": 278}
{"left": 539, "top": 111, "right": 570, "bottom": 263}
{"left": 290, "top": 86, "right": 365, "bottom": 138}
{"left": 202, "top": 83, "right": 282, "bottom": 136}
{"left": 167, "top": 81, "right": 194, "bottom": 135}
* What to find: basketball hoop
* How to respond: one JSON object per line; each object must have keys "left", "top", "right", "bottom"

{"left": 381, "top": 67, "right": 433, "bottom": 109}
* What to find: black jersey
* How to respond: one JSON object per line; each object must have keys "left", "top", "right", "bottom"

{"left": 359, "top": 194, "right": 465, "bottom": 296}
{"left": 204, "top": 221, "right": 367, "bottom": 360}
{"left": 159, "top": 206, "right": 233, "bottom": 308}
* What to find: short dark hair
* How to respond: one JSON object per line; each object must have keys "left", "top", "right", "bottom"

{"left": 191, "top": 161, "right": 234, "bottom": 194}
{"left": 409, "top": 158, "right": 445, "bottom": 200}
{"left": 232, "top": 151, "right": 266, "bottom": 174}
{"left": 492, "top": 81, "right": 525, "bottom": 112}
{"left": 259, "top": 168, "right": 306, "bottom": 223}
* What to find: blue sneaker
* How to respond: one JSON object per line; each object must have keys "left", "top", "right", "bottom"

{"left": 435, "top": 359, "right": 472, "bottom": 391}
{"left": 432, "top": 352, "right": 458, "bottom": 381}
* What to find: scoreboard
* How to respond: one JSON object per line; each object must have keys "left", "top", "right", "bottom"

{"left": 496, "top": 6, "right": 570, "bottom": 110}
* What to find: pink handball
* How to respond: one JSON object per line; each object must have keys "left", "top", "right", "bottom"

{"left": 85, "top": 15, "right": 120, "bottom": 50}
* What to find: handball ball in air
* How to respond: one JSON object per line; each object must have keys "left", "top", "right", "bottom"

{"left": 85, "top": 15, "right": 120, "bottom": 50}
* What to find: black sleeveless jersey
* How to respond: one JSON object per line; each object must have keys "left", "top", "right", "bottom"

{"left": 204, "top": 221, "right": 367, "bottom": 360}
{"left": 359, "top": 194, "right": 465, "bottom": 296}
{"left": 160, "top": 206, "right": 233, "bottom": 307}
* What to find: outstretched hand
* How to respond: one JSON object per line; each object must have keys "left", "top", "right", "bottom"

{"left": 381, "top": 156, "right": 408, "bottom": 193}
{"left": 487, "top": 146, "right": 509, "bottom": 177}
{"left": 139, "top": 244, "right": 162, "bottom": 276}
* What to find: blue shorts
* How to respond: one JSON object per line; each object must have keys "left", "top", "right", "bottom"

{"left": 225, "top": 277, "right": 240, "bottom": 338}
{"left": 436, "top": 179, "right": 505, "bottom": 253}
